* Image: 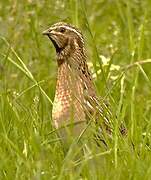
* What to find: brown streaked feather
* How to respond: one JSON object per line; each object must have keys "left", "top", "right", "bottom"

{"left": 43, "top": 22, "right": 127, "bottom": 140}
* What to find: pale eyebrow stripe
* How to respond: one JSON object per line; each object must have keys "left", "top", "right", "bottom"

{"left": 58, "top": 25, "right": 83, "bottom": 40}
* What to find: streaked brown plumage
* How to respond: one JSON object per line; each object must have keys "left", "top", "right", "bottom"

{"left": 43, "top": 22, "right": 126, "bottom": 140}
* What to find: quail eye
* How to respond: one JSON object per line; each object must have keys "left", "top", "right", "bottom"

{"left": 60, "top": 27, "right": 66, "bottom": 33}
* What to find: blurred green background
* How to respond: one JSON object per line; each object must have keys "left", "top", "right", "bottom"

{"left": 0, "top": 0, "right": 151, "bottom": 179}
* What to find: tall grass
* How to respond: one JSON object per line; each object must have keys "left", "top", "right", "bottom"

{"left": 0, "top": 0, "right": 151, "bottom": 179}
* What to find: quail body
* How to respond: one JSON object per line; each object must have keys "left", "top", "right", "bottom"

{"left": 43, "top": 22, "right": 123, "bottom": 140}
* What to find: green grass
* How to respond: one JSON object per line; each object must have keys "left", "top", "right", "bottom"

{"left": 0, "top": 0, "right": 151, "bottom": 179}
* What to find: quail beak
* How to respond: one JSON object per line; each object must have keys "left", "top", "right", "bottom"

{"left": 42, "top": 28, "right": 61, "bottom": 53}
{"left": 42, "top": 29, "right": 51, "bottom": 36}
{"left": 42, "top": 28, "right": 57, "bottom": 39}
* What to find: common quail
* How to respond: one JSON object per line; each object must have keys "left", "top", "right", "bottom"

{"left": 43, "top": 22, "right": 126, "bottom": 142}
